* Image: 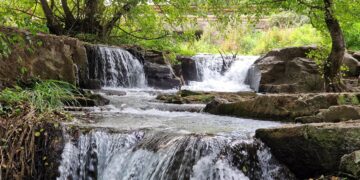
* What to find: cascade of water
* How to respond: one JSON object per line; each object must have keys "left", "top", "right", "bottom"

{"left": 183, "top": 54, "right": 258, "bottom": 92}
{"left": 57, "top": 131, "right": 295, "bottom": 180}
{"left": 87, "top": 46, "right": 147, "bottom": 88}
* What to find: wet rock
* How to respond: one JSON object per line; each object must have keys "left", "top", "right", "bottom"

{"left": 82, "top": 79, "right": 102, "bottom": 89}
{"left": 255, "top": 121, "right": 360, "bottom": 178}
{"left": 66, "top": 94, "right": 110, "bottom": 107}
{"left": 247, "top": 46, "right": 323, "bottom": 93}
{"left": 296, "top": 105, "right": 360, "bottom": 123}
{"left": 144, "top": 62, "right": 181, "bottom": 89}
{"left": 203, "top": 98, "right": 229, "bottom": 112}
{"left": 339, "top": 150, "right": 360, "bottom": 178}
{"left": 177, "top": 56, "right": 199, "bottom": 83}
{"left": 204, "top": 93, "right": 360, "bottom": 121}
{"left": 343, "top": 53, "right": 360, "bottom": 77}
{"left": 101, "top": 89, "right": 126, "bottom": 96}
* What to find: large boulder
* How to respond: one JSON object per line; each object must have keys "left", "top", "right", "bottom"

{"left": 204, "top": 92, "right": 360, "bottom": 122}
{"left": 343, "top": 53, "right": 360, "bottom": 77}
{"left": 246, "top": 46, "right": 323, "bottom": 93}
{"left": 126, "top": 46, "right": 182, "bottom": 89}
{"left": 256, "top": 121, "right": 360, "bottom": 178}
{"left": 0, "top": 26, "right": 88, "bottom": 86}
{"left": 352, "top": 52, "right": 360, "bottom": 61}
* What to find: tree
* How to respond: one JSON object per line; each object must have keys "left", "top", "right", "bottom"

{"left": 245, "top": 0, "right": 359, "bottom": 92}
{"left": 38, "top": 0, "right": 142, "bottom": 38}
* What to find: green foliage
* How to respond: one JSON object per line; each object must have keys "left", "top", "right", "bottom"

{"left": 173, "top": 23, "right": 324, "bottom": 55}
{"left": 0, "top": 32, "right": 11, "bottom": 58}
{"left": 307, "top": 45, "right": 331, "bottom": 75}
{"left": 343, "top": 22, "right": 360, "bottom": 51}
{"left": 337, "top": 94, "right": 360, "bottom": 105}
{"left": 0, "top": 80, "right": 79, "bottom": 112}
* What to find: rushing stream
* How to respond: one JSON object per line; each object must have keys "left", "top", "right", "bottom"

{"left": 183, "top": 54, "right": 258, "bottom": 92}
{"left": 57, "top": 47, "right": 295, "bottom": 180}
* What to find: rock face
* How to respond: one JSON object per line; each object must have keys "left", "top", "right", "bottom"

{"left": 256, "top": 121, "right": 360, "bottom": 178}
{"left": 126, "top": 46, "right": 182, "bottom": 89}
{"left": 0, "top": 27, "right": 88, "bottom": 86}
{"left": 246, "top": 46, "right": 323, "bottom": 93}
{"left": 204, "top": 93, "right": 360, "bottom": 122}
{"left": 339, "top": 150, "right": 360, "bottom": 178}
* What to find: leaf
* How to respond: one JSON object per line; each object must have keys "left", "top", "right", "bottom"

{"left": 34, "top": 131, "right": 41, "bottom": 137}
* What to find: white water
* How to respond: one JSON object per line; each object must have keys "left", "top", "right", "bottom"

{"left": 58, "top": 89, "right": 295, "bottom": 180}
{"left": 88, "top": 46, "right": 147, "bottom": 88}
{"left": 183, "top": 54, "right": 258, "bottom": 92}
{"left": 57, "top": 51, "right": 294, "bottom": 179}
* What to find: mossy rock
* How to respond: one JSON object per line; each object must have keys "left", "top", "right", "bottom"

{"left": 256, "top": 121, "right": 360, "bottom": 178}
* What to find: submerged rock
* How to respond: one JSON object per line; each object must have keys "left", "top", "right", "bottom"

{"left": 339, "top": 150, "right": 360, "bottom": 178}
{"left": 255, "top": 121, "right": 360, "bottom": 178}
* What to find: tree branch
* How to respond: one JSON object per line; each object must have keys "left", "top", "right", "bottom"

{"left": 297, "top": 0, "right": 323, "bottom": 10}
{"left": 115, "top": 26, "right": 169, "bottom": 40}
{"left": 61, "top": 0, "right": 76, "bottom": 23}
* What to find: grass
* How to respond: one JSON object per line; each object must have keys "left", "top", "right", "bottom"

{"left": 0, "top": 80, "right": 79, "bottom": 113}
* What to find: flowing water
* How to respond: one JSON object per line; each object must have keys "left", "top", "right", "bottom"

{"left": 58, "top": 48, "right": 294, "bottom": 180}
{"left": 86, "top": 46, "right": 147, "bottom": 88}
{"left": 183, "top": 54, "right": 258, "bottom": 92}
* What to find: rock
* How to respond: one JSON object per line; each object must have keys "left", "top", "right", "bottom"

{"left": 0, "top": 27, "right": 88, "bottom": 86}
{"left": 100, "top": 89, "right": 126, "bottom": 96}
{"left": 82, "top": 79, "right": 102, "bottom": 89}
{"left": 172, "top": 64, "right": 185, "bottom": 85}
{"left": 343, "top": 53, "right": 360, "bottom": 77}
{"left": 255, "top": 121, "right": 360, "bottom": 178}
{"left": 352, "top": 52, "right": 360, "bottom": 61}
{"left": 204, "top": 93, "right": 360, "bottom": 121}
{"left": 203, "top": 98, "right": 229, "bottom": 112}
{"left": 247, "top": 46, "right": 323, "bottom": 93}
{"left": 157, "top": 90, "right": 257, "bottom": 104}
{"left": 296, "top": 105, "right": 360, "bottom": 123}
{"left": 177, "top": 56, "right": 200, "bottom": 83}
{"left": 144, "top": 62, "right": 181, "bottom": 89}
{"left": 65, "top": 93, "right": 110, "bottom": 107}
{"left": 339, "top": 150, "right": 360, "bottom": 178}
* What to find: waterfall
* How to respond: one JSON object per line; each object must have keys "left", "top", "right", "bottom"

{"left": 183, "top": 54, "right": 258, "bottom": 92}
{"left": 86, "top": 46, "right": 146, "bottom": 88}
{"left": 58, "top": 131, "right": 295, "bottom": 180}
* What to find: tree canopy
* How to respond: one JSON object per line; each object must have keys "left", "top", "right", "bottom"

{"left": 1, "top": 0, "right": 359, "bottom": 91}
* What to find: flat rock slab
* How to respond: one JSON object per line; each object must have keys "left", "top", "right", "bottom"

{"left": 255, "top": 121, "right": 360, "bottom": 178}
{"left": 204, "top": 92, "right": 360, "bottom": 122}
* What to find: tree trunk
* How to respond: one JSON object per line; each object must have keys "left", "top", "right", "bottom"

{"left": 39, "top": 0, "right": 63, "bottom": 35}
{"left": 323, "top": 0, "right": 346, "bottom": 92}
